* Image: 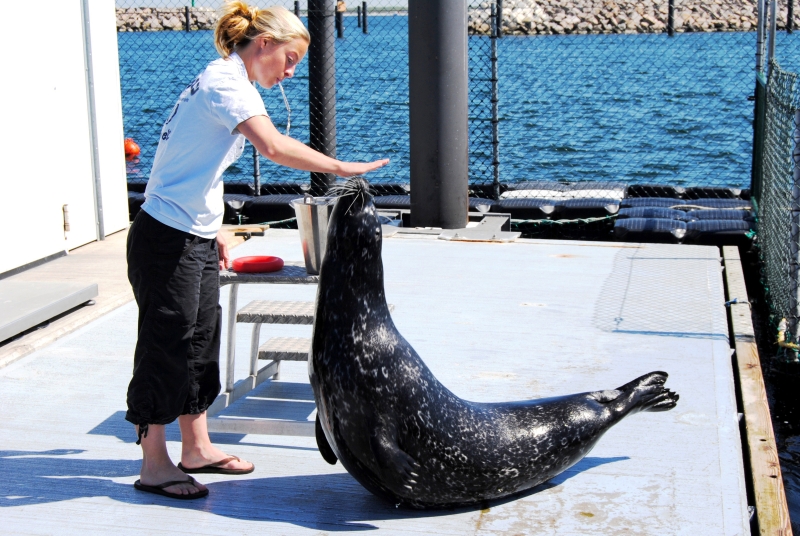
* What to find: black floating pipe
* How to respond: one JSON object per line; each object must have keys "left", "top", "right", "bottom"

{"left": 294, "top": 0, "right": 300, "bottom": 18}
{"left": 497, "top": 0, "right": 503, "bottom": 38}
{"left": 790, "top": 0, "right": 795, "bottom": 34}
{"left": 308, "top": 0, "right": 337, "bottom": 195}
{"left": 667, "top": 0, "right": 675, "bottom": 36}
{"left": 409, "top": 0, "right": 469, "bottom": 229}
{"left": 362, "top": 1, "right": 368, "bottom": 34}
{"left": 185, "top": 5, "right": 190, "bottom": 31}
{"left": 336, "top": 7, "right": 344, "bottom": 38}
{"left": 357, "top": 5, "right": 362, "bottom": 27}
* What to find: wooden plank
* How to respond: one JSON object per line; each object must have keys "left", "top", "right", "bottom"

{"left": 722, "top": 245, "right": 793, "bottom": 536}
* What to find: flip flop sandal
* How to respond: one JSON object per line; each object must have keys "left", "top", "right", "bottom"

{"left": 178, "top": 455, "right": 255, "bottom": 475}
{"left": 133, "top": 475, "right": 209, "bottom": 500}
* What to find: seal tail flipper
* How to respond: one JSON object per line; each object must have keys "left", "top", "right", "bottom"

{"left": 316, "top": 413, "right": 339, "bottom": 465}
{"left": 614, "top": 371, "right": 680, "bottom": 414}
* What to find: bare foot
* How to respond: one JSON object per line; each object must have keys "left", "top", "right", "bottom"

{"left": 181, "top": 445, "right": 254, "bottom": 472}
{"left": 140, "top": 460, "right": 207, "bottom": 496}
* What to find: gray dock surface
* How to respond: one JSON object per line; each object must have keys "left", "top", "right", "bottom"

{"left": 0, "top": 229, "right": 748, "bottom": 534}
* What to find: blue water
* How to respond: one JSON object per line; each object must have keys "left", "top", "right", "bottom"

{"left": 117, "top": 16, "right": 800, "bottom": 189}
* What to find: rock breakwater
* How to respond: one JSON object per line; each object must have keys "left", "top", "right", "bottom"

{"left": 116, "top": 3, "right": 798, "bottom": 35}
{"left": 470, "top": 0, "right": 797, "bottom": 35}
{"left": 116, "top": 7, "right": 218, "bottom": 32}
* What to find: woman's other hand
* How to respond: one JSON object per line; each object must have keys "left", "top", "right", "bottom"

{"left": 217, "top": 235, "right": 230, "bottom": 271}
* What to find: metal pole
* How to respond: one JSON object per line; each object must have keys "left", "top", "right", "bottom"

{"left": 767, "top": 0, "right": 777, "bottom": 73}
{"left": 491, "top": 3, "right": 500, "bottom": 200}
{"left": 667, "top": 0, "right": 675, "bottom": 37}
{"left": 185, "top": 6, "right": 190, "bottom": 32}
{"left": 790, "top": 110, "right": 800, "bottom": 341}
{"left": 295, "top": 0, "right": 300, "bottom": 18}
{"left": 225, "top": 283, "right": 239, "bottom": 393}
{"left": 252, "top": 143, "right": 261, "bottom": 195}
{"left": 409, "top": 0, "right": 469, "bottom": 228}
{"left": 80, "top": 0, "right": 105, "bottom": 240}
{"left": 308, "top": 0, "right": 337, "bottom": 195}
{"left": 789, "top": 0, "right": 795, "bottom": 34}
{"left": 357, "top": 5, "right": 362, "bottom": 27}
{"left": 756, "top": 0, "right": 766, "bottom": 74}
{"left": 497, "top": 0, "right": 503, "bottom": 37}
{"left": 362, "top": 1, "right": 368, "bottom": 34}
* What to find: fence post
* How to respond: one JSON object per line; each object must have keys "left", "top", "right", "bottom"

{"left": 497, "top": 0, "right": 503, "bottom": 37}
{"left": 295, "top": 1, "right": 300, "bottom": 18}
{"left": 789, "top": 0, "right": 795, "bottom": 34}
{"left": 491, "top": 2, "right": 500, "bottom": 200}
{"left": 667, "top": 0, "right": 674, "bottom": 36}
{"left": 308, "top": 0, "right": 337, "bottom": 195}
{"left": 185, "top": 6, "right": 191, "bottom": 32}
{"left": 767, "top": 0, "right": 777, "bottom": 72}
{"left": 790, "top": 110, "right": 800, "bottom": 340}
{"left": 751, "top": 0, "right": 768, "bottom": 204}
{"left": 409, "top": 0, "right": 469, "bottom": 228}
{"left": 357, "top": 5, "right": 361, "bottom": 27}
{"left": 756, "top": 0, "right": 766, "bottom": 74}
{"left": 362, "top": 2, "right": 368, "bottom": 34}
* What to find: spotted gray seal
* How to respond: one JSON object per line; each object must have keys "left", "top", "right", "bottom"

{"left": 309, "top": 177, "right": 679, "bottom": 509}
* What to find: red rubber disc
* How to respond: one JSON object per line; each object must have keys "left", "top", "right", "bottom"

{"left": 232, "top": 256, "right": 284, "bottom": 273}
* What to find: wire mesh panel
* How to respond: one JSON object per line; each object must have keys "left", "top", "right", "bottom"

{"left": 116, "top": 1, "right": 496, "bottom": 202}
{"left": 759, "top": 61, "right": 800, "bottom": 342}
{"left": 116, "top": 0, "right": 800, "bottom": 234}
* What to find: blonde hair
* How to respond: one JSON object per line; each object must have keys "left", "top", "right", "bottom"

{"left": 214, "top": 1, "right": 310, "bottom": 58}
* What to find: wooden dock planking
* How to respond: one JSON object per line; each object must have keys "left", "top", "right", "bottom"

{"left": 722, "top": 245, "right": 793, "bottom": 535}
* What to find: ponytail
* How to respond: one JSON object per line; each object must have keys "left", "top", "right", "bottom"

{"left": 215, "top": 1, "right": 310, "bottom": 58}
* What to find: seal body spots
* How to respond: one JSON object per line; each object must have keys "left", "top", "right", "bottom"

{"left": 309, "top": 177, "right": 679, "bottom": 509}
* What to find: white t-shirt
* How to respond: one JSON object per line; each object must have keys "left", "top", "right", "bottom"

{"left": 142, "top": 52, "right": 268, "bottom": 238}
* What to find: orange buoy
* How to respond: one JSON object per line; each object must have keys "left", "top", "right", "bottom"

{"left": 124, "top": 138, "right": 140, "bottom": 161}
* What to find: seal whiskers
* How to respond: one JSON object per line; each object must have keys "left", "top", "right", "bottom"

{"left": 309, "top": 177, "right": 679, "bottom": 509}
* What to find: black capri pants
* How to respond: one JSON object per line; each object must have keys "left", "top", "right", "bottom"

{"left": 126, "top": 210, "right": 222, "bottom": 440}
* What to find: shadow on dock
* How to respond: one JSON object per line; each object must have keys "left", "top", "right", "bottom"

{"left": 0, "top": 447, "right": 627, "bottom": 529}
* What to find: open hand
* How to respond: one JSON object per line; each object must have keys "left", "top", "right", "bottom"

{"left": 337, "top": 159, "right": 390, "bottom": 178}
{"left": 217, "top": 235, "right": 230, "bottom": 271}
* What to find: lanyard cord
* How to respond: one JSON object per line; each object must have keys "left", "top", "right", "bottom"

{"left": 278, "top": 81, "right": 291, "bottom": 136}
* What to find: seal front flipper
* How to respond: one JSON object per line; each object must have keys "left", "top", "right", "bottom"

{"left": 369, "top": 418, "right": 420, "bottom": 490}
{"left": 316, "top": 413, "right": 338, "bottom": 465}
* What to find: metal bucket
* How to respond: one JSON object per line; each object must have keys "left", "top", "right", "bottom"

{"left": 291, "top": 195, "right": 333, "bottom": 275}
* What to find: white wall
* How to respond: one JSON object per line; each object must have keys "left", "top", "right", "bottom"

{"left": 0, "top": 0, "right": 128, "bottom": 275}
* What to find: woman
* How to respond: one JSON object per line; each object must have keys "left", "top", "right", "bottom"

{"left": 128, "top": 1, "right": 388, "bottom": 500}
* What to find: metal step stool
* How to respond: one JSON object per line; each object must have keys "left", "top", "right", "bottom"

{"left": 239, "top": 300, "right": 395, "bottom": 380}
{"left": 237, "top": 300, "right": 316, "bottom": 382}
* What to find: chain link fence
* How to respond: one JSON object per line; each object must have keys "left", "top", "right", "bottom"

{"left": 758, "top": 60, "right": 800, "bottom": 350}
{"left": 117, "top": 0, "right": 800, "bottom": 237}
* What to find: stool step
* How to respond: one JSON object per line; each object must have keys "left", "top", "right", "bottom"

{"left": 237, "top": 300, "right": 315, "bottom": 324}
{"left": 237, "top": 300, "right": 395, "bottom": 324}
{"left": 258, "top": 337, "right": 310, "bottom": 361}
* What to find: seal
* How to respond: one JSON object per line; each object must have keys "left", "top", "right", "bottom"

{"left": 309, "top": 177, "right": 679, "bottom": 509}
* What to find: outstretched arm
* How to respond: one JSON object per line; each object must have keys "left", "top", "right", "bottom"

{"left": 237, "top": 115, "right": 389, "bottom": 177}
